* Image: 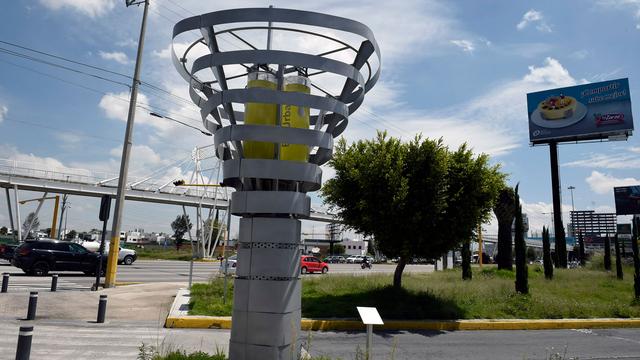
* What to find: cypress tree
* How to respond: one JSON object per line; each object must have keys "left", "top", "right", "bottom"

{"left": 514, "top": 185, "right": 528, "bottom": 294}
{"left": 604, "top": 235, "right": 612, "bottom": 271}
{"left": 542, "top": 226, "right": 553, "bottom": 280}
{"left": 632, "top": 217, "right": 640, "bottom": 300}
{"left": 615, "top": 234, "right": 623, "bottom": 280}
{"left": 578, "top": 232, "right": 586, "bottom": 267}
{"left": 461, "top": 239, "right": 472, "bottom": 280}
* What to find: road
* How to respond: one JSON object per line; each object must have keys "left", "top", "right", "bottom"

{"left": 0, "top": 260, "right": 433, "bottom": 291}
{"left": 1, "top": 318, "right": 639, "bottom": 360}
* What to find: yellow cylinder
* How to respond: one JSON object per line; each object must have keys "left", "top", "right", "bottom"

{"left": 244, "top": 72, "right": 277, "bottom": 159}
{"left": 280, "top": 76, "right": 310, "bottom": 162}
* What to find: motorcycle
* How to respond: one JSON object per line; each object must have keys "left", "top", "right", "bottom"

{"left": 361, "top": 260, "right": 372, "bottom": 270}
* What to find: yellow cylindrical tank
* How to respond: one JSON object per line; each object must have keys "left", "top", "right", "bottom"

{"left": 244, "top": 71, "right": 277, "bottom": 159}
{"left": 280, "top": 75, "right": 310, "bottom": 162}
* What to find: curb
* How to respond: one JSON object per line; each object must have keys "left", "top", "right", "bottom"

{"left": 164, "top": 290, "right": 640, "bottom": 331}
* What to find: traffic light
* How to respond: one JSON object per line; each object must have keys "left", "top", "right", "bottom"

{"left": 173, "top": 180, "right": 185, "bottom": 186}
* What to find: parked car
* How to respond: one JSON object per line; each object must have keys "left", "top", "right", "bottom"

{"left": 346, "top": 255, "right": 365, "bottom": 263}
{"left": 0, "top": 243, "right": 18, "bottom": 261}
{"left": 300, "top": 256, "right": 329, "bottom": 274}
{"left": 12, "top": 239, "right": 107, "bottom": 276}
{"left": 323, "top": 255, "right": 346, "bottom": 263}
{"left": 219, "top": 255, "right": 237, "bottom": 274}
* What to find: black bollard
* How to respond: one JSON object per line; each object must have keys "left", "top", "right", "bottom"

{"left": 97, "top": 294, "right": 107, "bottom": 323}
{"left": 15, "top": 325, "right": 34, "bottom": 360}
{"left": 26, "top": 292, "right": 38, "bottom": 321}
{"left": 1, "top": 273, "right": 8, "bottom": 293}
{"left": 50, "top": 275, "right": 58, "bottom": 292}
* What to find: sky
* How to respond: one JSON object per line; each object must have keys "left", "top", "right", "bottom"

{"left": 0, "top": 0, "right": 639, "bottom": 238}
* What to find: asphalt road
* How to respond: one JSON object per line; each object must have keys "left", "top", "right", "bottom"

{"left": 1, "top": 318, "right": 639, "bottom": 360}
{"left": 307, "top": 328, "right": 640, "bottom": 360}
{"left": 0, "top": 260, "right": 433, "bottom": 291}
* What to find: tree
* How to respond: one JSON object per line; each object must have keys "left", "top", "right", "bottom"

{"left": 604, "top": 235, "right": 612, "bottom": 271}
{"left": 322, "top": 133, "right": 504, "bottom": 289}
{"left": 542, "top": 226, "right": 553, "bottom": 280}
{"left": 526, "top": 247, "right": 536, "bottom": 263}
{"left": 514, "top": 185, "right": 528, "bottom": 294}
{"left": 171, "top": 214, "right": 192, "bottom": 251}
{"left": 615, "top": 234, "right": 623, "bottom": 280}
{"left": 333, "top": 244, "right": 345, "bottom": 255}
{"left": 461, "top": 239, "right": 472, "bottom": 280}
{"left": 0, "top": 226, "right": 7, "bottom": 235}
{"left": 632, "top": 217, "right": 640, "bottom": 300}
{"left": 493, "top": 187, "right": 516, "bottom": 270}
{"left": 578, "top": 232, "right": 586, "bottom": 266}
{"left": 66, "top": 230, "right": 77, "bottom": 240}
{"left": 22, "top": 212, "right": 40, "bottom": 238}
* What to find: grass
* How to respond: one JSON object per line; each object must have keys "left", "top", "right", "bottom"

{"left": 190, "top": 263, "right": 640, "bottom": 319}
{"left": 132, "top": 244, "right": 197, "bottom": 261}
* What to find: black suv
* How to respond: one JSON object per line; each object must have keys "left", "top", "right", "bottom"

{"left": 12, "top": 239, "right": 106, "bottom": 276}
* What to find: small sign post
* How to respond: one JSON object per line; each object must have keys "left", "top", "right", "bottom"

{"left": 357, "top": 306, "right": 384, "bottom": 360}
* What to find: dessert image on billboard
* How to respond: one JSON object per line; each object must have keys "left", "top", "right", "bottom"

{"left": 539, "top": 94, "right": 577, "bottom": 120}
{"left": 530, "top": 94, "right": 587, "bottom": 129}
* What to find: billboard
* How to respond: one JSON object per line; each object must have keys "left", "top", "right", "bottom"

{"left": 614, "top": 185, "right": 640, "bottom": 215}
{"left": 527, "top": 78, "right": 634, "bottom": 144}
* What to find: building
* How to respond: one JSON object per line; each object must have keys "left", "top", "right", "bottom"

{"left": 342, "top": 239, "right": 368, "bottom": 256}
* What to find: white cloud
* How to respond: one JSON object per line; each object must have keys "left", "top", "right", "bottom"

{"left": 596, "top": 0, "right": 640, "bottom": 28}
{"left": 521, "top": 200, "right": 573, "bottom": 234}
{"left": 586, "top": 171, "right": 640, "bottom": 194}
{"left": 564, "top": 151, "right": 640, "bottom": 170}
{"left": 450, "top": 39, "right": 475, "bottom": 53}
{"left": 54, "top": 132, "right": 84, "bottom": 150}
{"left": 98, "top": 91, "right": 170, "bottom": 130}
{"left": 109, "top": 144, "right": 165, "bottom": 169}
{"left": 346, "top": 57, "right": 581, "bottom": 157}
{"left": 116, "top": 39, "right": 138, "bottom": 48}
{"left": 99, "top": 51, "right": 130, "bottom": 65}
{"left": 630, "top": 147, "right": 640, "bottom": 153}
{"left": 517, "top": 9, "right": 552, "bottom": 32}
{"left": 38, "top": 0, "right": 116, "bottom": 18}
{"left": 0, "top": 105, "right": 7, "bottom": 123}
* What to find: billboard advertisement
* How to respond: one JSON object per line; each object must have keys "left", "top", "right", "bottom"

{"left": 527, "top": 78, "right": 634, "bottom": 144}
{"left": 614, "top": 185, "right": 640, "bottom": 215}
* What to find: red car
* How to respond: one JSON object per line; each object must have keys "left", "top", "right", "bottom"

{"left": 300, "top": 256, "right": 329, "bottom": 274}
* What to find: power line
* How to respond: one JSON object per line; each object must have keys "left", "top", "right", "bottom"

{"left": 0, "top": 39, "right": 131, "bottom": 80}
{"left": 0, "top": 57, "right": 205, "bottom": 131}
{"left": 0, "top": 47, "right": 131, "bottom": 88}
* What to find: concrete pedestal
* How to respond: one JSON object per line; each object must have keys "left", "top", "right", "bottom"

{"left": 229, "top": 217, "right": 302, "bottom": 359}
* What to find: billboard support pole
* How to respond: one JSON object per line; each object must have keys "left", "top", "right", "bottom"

{"left": 549, "top": 142, "right": 567, "bottom": 268}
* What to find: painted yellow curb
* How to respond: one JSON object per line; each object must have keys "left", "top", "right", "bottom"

{"left": 165, "top": 316, "right": 640, "bottom": 331}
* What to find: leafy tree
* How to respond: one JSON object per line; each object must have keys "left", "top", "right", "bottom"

{"left": 66, "top": 230, "right": 77, "bottom": 240}
{"left": 322, "top": 133, "right": 504, "bottom": 289}
{"left": 615, "top": 234, "right": 623, "bottom": 280}
{"left": 332, "top": 244, "right": 345, "bottom": 255}
{"left": 514, "top": 185, "right": 528, "bottom": 294}
{"left": 632, "top": 217, "right": 640, "bottom": 300}
{"left": 604, "top": 235, "right": 612, "bottom": 271}
{"left": 542, "top": 226, "right": 553, "bottom": 280}
{"left": 0, "top": 226, "right": 7, "bottom": 235}
{"left": 22, "top": 212, "right": 40, "bottom": 238}
{"left": 493, "top": 187, "right": 515, "bottom": 270}
{"left": 578, "top": 232, "right": 586, "bottom": 266}
{"left": 461, "top": 239, "right": 472, "bottom": 280}
{"left": 171, "top": 214, "right": 192, "bottom": 251}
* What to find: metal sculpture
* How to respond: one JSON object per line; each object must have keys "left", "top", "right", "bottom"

{"left": 172, "top": 7, "right": 380, "bottom": 359}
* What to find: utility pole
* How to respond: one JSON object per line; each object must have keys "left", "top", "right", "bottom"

{"left": 568, "top": 186, "right": 576, "bottom": 238}
{"left": 105, "top": 0, "right": 149, "bottom": 288}
{"left": 56, "top": 194, "right": 68, "bottom": 239}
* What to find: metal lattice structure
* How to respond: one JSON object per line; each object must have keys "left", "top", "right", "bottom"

{"left": 173, "top": 7, "right": 380, "bottom": 359}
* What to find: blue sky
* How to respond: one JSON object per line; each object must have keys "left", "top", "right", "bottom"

{"left": 0, "top": 0, "right": 639, "bottom": 236}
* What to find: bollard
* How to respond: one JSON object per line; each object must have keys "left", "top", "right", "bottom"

{"left": 1, "top": 273, "right": 8, "bottom": 293}
{"left": 15, "top": 325, "right": 34, "bottom": 360}
{"left": 26, "top": 292, "right": 38, "bottom": 321}
{"left": 50, "top": 275, "right": 58, "bottom": 292}
{"left": 97, "top": 294, "right": 107, "bottom": 323}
